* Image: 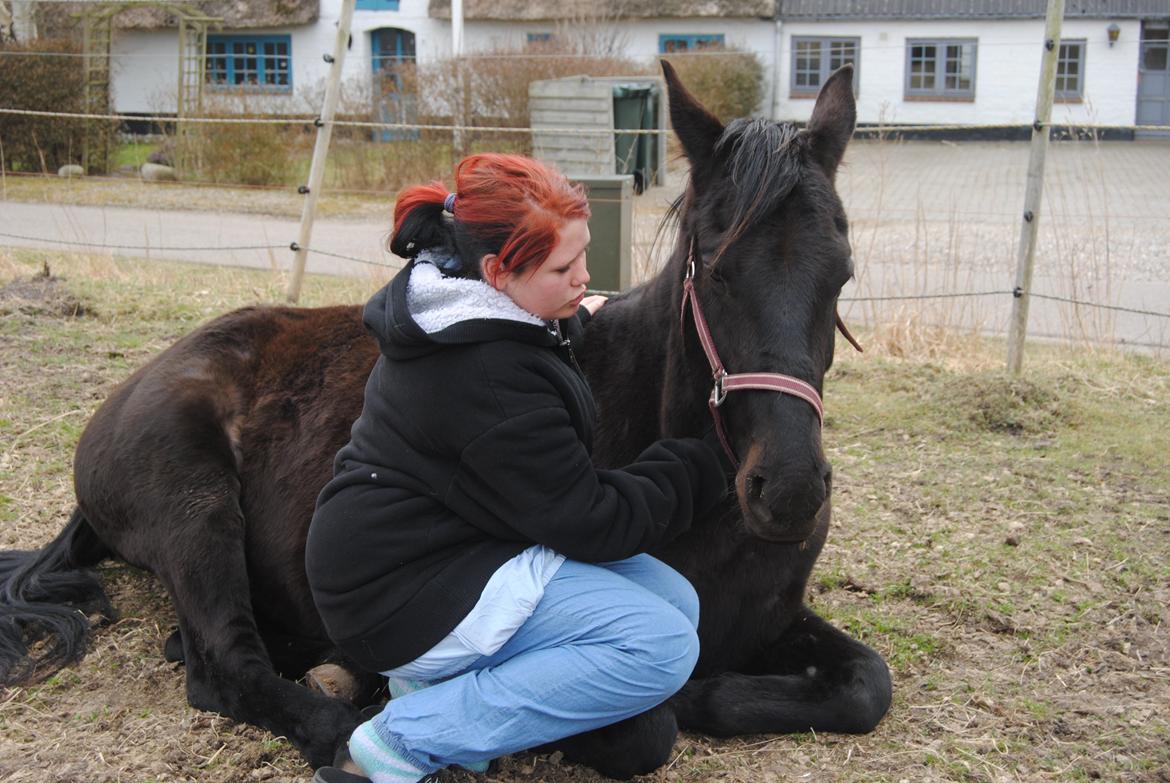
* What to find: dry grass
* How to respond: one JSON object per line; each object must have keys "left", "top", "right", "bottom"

{"left": 1, "top": 248, "right": 1169, "bottom": 783}
{"left": 0, "top": 173, "right": 390, "bottom": 219}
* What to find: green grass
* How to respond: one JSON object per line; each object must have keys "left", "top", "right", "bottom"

{"left": 113, "top": 142, "right": 158, "bottom": 169}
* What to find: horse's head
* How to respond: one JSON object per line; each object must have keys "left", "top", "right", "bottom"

{"left": 661, "top": 60, "right": 856, "bottom": 543}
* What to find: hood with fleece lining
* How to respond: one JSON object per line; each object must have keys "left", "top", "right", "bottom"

{"left": 364, "top": 256, "right": 561, "bottom": 361}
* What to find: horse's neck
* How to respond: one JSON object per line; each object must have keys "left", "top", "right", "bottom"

{"left": 583, "top": 257, "right": 709, "bottom": 466}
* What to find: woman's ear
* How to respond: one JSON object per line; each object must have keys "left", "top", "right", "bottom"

{"left": 480, "top": 254, "right": 506, "bottom": 289}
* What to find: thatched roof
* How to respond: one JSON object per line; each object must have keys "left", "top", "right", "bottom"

{"left": 116, "top": 0, "right": 318, "bottom": 30}
{"left": 429, "top": 0, "right": 775, "bottom": 21}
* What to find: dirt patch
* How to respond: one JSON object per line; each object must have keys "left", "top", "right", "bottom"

{"left": 941, "top": 373, "right": 1073, "bottom": 435}
{"left": 0, "top": 264, "right": 94, "bottom": 318}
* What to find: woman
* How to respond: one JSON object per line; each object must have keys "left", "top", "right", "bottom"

{"left": 306, "top": 153, "right": 728, "bottom": 783}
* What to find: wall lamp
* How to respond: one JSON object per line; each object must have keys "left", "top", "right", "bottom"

{"left": 1107, "top": 23, "right": 1121, "bottom": 47}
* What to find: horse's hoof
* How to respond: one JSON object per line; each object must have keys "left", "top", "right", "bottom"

{"left": 305, "top": 663, "right": 362, "bottom": 703}
{"left": 163, "top": 629, "right": 184, "bottom": 663}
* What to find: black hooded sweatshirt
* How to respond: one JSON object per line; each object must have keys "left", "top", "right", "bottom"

{"left": 306, "top": 261, "right": 727, "bottom": 673}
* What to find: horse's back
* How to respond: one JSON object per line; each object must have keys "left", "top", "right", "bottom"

{"left": 73, "top": 304, "right": 372, "bottom": 583}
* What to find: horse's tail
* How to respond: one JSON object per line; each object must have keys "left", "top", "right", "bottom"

{"left": 0, "top": 508, "right": 113, "bottom": 686}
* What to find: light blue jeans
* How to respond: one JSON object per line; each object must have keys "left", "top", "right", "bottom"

{"left": 368, "top": 554, "right": 700, "bottom": 773}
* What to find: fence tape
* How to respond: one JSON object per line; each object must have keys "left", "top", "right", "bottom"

{"left": 0, "top": 230, "right": 284, "bottom": 253}
{"left": 2, "top": 107, "right": 1167, "bottom": 135}
{"left": 2, "top": 227, "right": 1167, "bottom": 321}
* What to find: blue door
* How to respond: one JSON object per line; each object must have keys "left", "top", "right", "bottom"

{"left": 1137, "top": 21, "right": 1170, "bottom": 138}
{"left": 371, "top": 28, "right": 417, "bottom": 141}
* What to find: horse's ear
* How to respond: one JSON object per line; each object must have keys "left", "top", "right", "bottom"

{"left": 805, "top": 64, "right": 856, "bottom": 179}
{"left": 661, "top": 59, "right": 724, "bottom": 168}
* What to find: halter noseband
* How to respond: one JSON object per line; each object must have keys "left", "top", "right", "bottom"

{"left": 679, "top": 239, "right": 861, "bottom": 469}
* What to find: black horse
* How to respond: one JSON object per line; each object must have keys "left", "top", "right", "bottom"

{"left": 0, "top": 63, "right": 890, "bottom": 778}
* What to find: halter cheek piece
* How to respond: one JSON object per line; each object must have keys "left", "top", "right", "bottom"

{"left": 680, "top": 238, "right": 862, "bottom": 469}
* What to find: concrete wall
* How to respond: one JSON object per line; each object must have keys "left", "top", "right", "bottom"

{"left": 774, "top": 18, "right": 1143, "bottom": 127}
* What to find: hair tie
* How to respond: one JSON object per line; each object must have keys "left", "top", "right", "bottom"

{"left": 443, "top": 192, "right": 456, "bottom": 214}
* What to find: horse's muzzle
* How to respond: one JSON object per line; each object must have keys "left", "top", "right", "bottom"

{"left": 736, "top": 445, "right": 831, "bottom": 542}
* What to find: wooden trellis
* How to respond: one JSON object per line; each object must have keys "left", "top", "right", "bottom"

{"left": 81, "top": 3, "right": 219, "bottom": 174}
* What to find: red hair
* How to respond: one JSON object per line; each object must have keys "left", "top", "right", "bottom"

{"left": 391, "top": 154, "right": 589, "bottom": 281}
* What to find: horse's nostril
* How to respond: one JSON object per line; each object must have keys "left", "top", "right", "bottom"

{"left": 747, "top": 474, "right": 766, "bottom": 501}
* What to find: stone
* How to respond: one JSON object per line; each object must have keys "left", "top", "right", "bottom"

{"left": 147, "top": 141, "right": 175, "bottom": 166}
{"left": 57, "top": 164, "right": 84, "bottom": 178}
{"left": 140, "top": 162, "right": 177, "bottom": 182}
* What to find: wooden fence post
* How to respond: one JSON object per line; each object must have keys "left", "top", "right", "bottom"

{"left": 287, "top": 0, "right": 356, "bottom": 303}
{"left": 1006, "top": 0, "right": 1065, "bottom": 374}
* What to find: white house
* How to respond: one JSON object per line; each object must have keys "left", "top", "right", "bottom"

{"left": 108, "top": 0, "right": 774, "bottom": 117}
{"left": 772, "top": 0, "right": 1169, "bottom": 136}
{"left": 107, "top": 0, "right": 1170, "bottom": 135}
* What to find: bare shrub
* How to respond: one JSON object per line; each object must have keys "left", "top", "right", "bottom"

{"left": 174, "top": 92, "right": 311, "bottom": 186}
{"left": 418, "top": 38, "right": 648, "bottom": 156}
{"left": 661, "top": 45, "right": 764, "bottom": 122}
{"left": 326, "top": 132, "right": 455, "bottom": 195}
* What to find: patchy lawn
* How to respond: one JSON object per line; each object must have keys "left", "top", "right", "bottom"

{"left": 1, "top": 249, "right": 1167, "bottom": 783}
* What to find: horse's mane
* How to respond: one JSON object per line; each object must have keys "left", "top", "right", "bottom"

{"left": 659, "top": 119, "right": 805, "bottom": 267}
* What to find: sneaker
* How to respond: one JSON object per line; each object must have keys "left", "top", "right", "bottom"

{"left": 312, "top": 766, "right": 443, "bottom": 783}
{"left": 312, "top": 767, "right": 370, "bottom": 783}
{"left": 333, "top": 742, "right": 493, "bottom": 776}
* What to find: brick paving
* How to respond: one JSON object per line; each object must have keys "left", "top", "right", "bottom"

{"left": 635, "top": 139, "right": 1170, "bottom": 351}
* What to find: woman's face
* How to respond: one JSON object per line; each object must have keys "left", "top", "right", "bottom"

{"left": 493, "top": 218, "right": 591, "bottom": 321}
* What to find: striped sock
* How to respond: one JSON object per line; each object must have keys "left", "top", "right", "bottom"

{"left": 379, "top": 678, "right": 491, "bottom": 774}
{"left": 347, "top": 721, "right": 427, "bottom": 783}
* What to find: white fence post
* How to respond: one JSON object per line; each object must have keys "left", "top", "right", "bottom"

{"left": 1006, "top": 0, "right": 1065, "bottom": 374}
{"left": 287, "top": 0, "right": 357, "bottom": 303}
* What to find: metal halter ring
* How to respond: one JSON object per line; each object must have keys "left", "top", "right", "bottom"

{"left": 711, "top": 370, "right": 729, "bottom": 407}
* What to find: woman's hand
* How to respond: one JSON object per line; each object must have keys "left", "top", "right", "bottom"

{"left": 582, "top": 295, "right": 608, "bottom": 315}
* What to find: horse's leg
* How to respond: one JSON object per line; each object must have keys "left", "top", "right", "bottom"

{"left": 144, "top": 481, "right": 361, "bottom": 768}
{"left": 539, "top": 701, "right": 679, "bottom": 780}
{"left": 163, "top": 627, "right": 386, "bottom": 709}
{"left": 670, "top": 606, "right": 891, "bottom": 736}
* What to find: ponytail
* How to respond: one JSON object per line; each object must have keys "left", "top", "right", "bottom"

{"left": 389, "top": 181, "right": 450, "bottom": 259}
{"left": 388, "top": 154, "right": 589, "bottom": 280}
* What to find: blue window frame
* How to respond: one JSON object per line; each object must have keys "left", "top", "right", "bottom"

{"left": 527, "top": 32, "right": 553, "bottom": 44}
{"left": 356, "top": 0, "right": 400, "bottom": 9}
{"left": 659, "top": 34, "right": 724, "bottom": 54}
{"left": 206, "top": 34, "right": 292, "bottom": 91}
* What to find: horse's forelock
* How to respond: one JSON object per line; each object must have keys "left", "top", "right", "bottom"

{"left": 661, "top": 119, "right": 808, "bottom": 271}
{"left": 711, "top": 119, "right": 805, "bottom": 262}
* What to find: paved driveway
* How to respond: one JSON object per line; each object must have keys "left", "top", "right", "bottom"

{"left": 831, "top": 140, "right": 1170, "bottom": 351}
{"left": 3, "top": 139, "right": 1169, "bottom": 350}
{"left": 0, "top": 201, "right": 394, "bottom": 279}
